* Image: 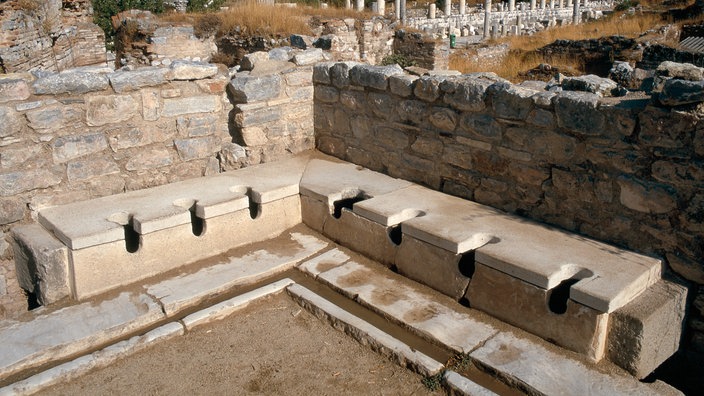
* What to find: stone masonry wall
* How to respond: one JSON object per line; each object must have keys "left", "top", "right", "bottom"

{"left": 393, "top": 30, "right": 449, "bottom": 70}
{"left": 312, "top": 62, "right": 704, "bottom": 360}
{"left": 0, "top": 0, "right": 106, "bottom": 73}
{"left": 0, "top": 57, "right": 315, "bottom": 318}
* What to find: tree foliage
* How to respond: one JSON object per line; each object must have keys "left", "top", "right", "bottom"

{"left": 92, "top": 0, "right": 165, "bottom": 46}
{"left": 187, "top": 0, "right": 228, "bottom": 12}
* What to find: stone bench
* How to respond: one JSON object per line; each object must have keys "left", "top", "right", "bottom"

{"left": 12, "top": 151, "right": 686, "bottom": 378}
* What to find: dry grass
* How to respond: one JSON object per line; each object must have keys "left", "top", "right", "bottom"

{"left": 450, "top": 50, "right": 585, "bottom": 81}
{"left": 162, "top": 0, "right": 373, "bottom": 37}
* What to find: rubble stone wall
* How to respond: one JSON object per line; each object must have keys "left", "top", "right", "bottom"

{"left": 393, "top": 31, "right": 449, "bottom": 70}
{"left": 0, "top": 59, "right": 314, "bottom": 318}
{"left": 0, "top": 0, "right": 106, "bottom": 73}
{"left": 313, "top": 62, "right": 704, "bottom": 360}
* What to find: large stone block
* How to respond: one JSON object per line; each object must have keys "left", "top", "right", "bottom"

{"left": 25, "top": 104, "right": 81, "bottom": 131}
{"left": 414, "top": 76, "right": 444, "bottom": 102}
{"left": 330, "top": 62, "right": 360, "bottom": 89}
{"left": 554, "top": 91, "right": 605, "bottom": 136}
{"left": 234, "top": 105, "right": 282, "bottom": 128}
{"left": 617, "top": 176, "right": 677, "bottom": 214}
{"left": 228, "top": 74, "right": 282, "bottom": 103}
{"left": 0, "top": 198, "right": 25, "bottom": 224}
{"left": 389, "top": 74, "right": 418, "bottom": 98}
{"left": 0, "top": 106, "right": 24, "bottom": 137}
{"left": 52, "top": 133, "right": 108, "bottom": 163}
{"left": 109, "top": 67, "right": 169, "bottom": 93}
{"left": 169, "top": 60, "right": 218, "bottom": 80}
{"left": 85, "top": 94, "right": 139, "bottom": 126}
{"left": 162, "top": 95, "right": 222, "bottom": 117}
{"left": 32, "top": 71, "right": 109, "bottom": 95}
{"left": 292, "top": 48, "right": 324, "bottom": 66}
{"left": 349, "top": 64, "right": 404, "bottom": 90}
{"left": 395, "top": 235, "right": 470, "bottom": 300}
{"left": 0, "top": 169, "right": 62, "bottom": 196}
{"left": 312, "top": 62, "right": 334, "bottom": 84}
{"left": 488, "top": 82, "right": 535, "bottom": 120}
{"left": 441, "top": 77, "right": 492, "bottom": 112}
{"left": 607, "top": 279, "right": 688, "bottom": 379}
{"left": 467, "top": 263, "right": 609, "bottom": 361}
{"left": 562, "top": 75, "right": 618, "bottom": 97}
{"left": 11, "top": 224, "right": 70, "bottom": 305}
{"left": 67, "top": 157, "right": 120, "bottom": 182}
{"left": 125, "top": 148, "right": 174, "bottom": 171}
{"left": 0, "top": 79, "right": 30, "bottom": 103}
{"left": 658, "top": 79, "right": 704, "bottom": 106}
{"left": 174, "top": 136, "right": 221, "bottom": 161}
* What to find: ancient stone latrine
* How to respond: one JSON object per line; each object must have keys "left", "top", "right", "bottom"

{"left": 0, "top": 43, "right": 703, "bottom": 389}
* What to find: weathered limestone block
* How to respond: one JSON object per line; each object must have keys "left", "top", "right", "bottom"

{"left": 414, "top": 76, "right": 444, "bottom": 102}
{"left": 174, "top": 136, "right": 221, "bottom": 161}
{"left": 177, "top": 115, "right": 218, "bottom": 137}
{"left": 607, "top": 279, "right": 688, "bottom": 379}
{"left": 0, "top": 198, "right": 25, "bottom": 225}
{"left": 655, "top": 61, "right": 704, "bottom": 81}
{"left": 312, "top": 62, "right": 335, "bottom": 84}
{"left": 293, "top": 48, "right": 325, "bottom": 66}
{"left": 488, "top": 82, "right": 535, "bottom": 120}
{"left": 458, "top": 113, "right": 502, "bottom": 141}
{"left": 11, "top": 224, "right": 70, "bottom": 305}
{"left": 562, "top": 75, "right": 618, "bottom": 97}
{"left": 638, "top": 105, "right": 698, "bottom": 149}
{"left": 228, "top": 74, "right": 282, "bottom": 103}
{"left": 141, "top": 89, "right": 160, "bottom": 121}
{"left": 389, "top": 74, "right": 418, "bottom": 97}
{"left": 284, "top": 68, "right": 313, "bottom": 87}
{"left": 0, "top": 106, "right": 24, "bottom": 137}
{"left": 0, "top": 79, "right": 30, "bottom": 103}
{"left": 196, "top": 75, "right": 229, "bottom": 94}
{"left": 240, "top": 51, "right": 270, "bottom": 71}
{"left": 617, "top": 176, "right": 677, "bottom": 214}
{"left": 67, "top": 157, "right": 120, "bottom": 182}
{"left": 52, "top": 133, "right": 108, "bottom": 163}
{"left": 314, "top": 85, "right": 339, "bottom": 103}
{"left": 397, "top": 100, "right": 428, "bottom": 125}
{"left": 429, "top": 107, "right": 458, "bottom": 132}
{"left": 396, "top": 235, "right": 470, "bottom": 300}
{"left": 0, "top": 170, "right": 62, "bottom": 197}
{"left": 349, "top": 64, "right": 404, "bottom": 90}
{"left": 331, "top": 62, "right": 360, "bottom": 89}
{"left": 126, "top": 148, "right": 174, "bottom": 171}
{"left": 109, "top": 67, "right": 169, "bottom": 93}
{"left": 658, "top": 79, "right": 704, "bottom": 106}
{"left": 526, "top": 108, "right": 555, "bottom": 128}
{"left": 32, "top": 71, "right": 109, "bottom": 95}
{"left": 467, "top": 263, "right": 609, "bottom": 361}
{"left": 85, "top": 94, "right": 139, "bottom": 126}
{"left": 269, "top": 46, "right": 295, "bottom": 62}
{"left": 162, "top": 95, "right": 222, "bottom": 117}
{"left": 441, "top": 77, "right": 492, "bottom": 112}
{"left": 169, "top": 60, "right": 218, "bottom": 80}
{"left": 554, "top": 91, "right": 605, "bottom": 136}
{"left": 25, "top": 104, "right": 82, "bottom": 131}
{"left": 234, "top": 105, "right": 282, "bottom": 128}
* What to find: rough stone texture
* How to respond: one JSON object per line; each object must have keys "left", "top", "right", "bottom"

{"left": 85, "top": 95, "right": 139, "bottom": 126}
{"left": 658, "top": 79, "right": 704, "bottom": 106}
{"left": 349, "top": 64, "right": 404, "bottom": 90}
{"left": 292, "top": 48, "right": 324, "bottom": 66}
{"left": 169, "top": 60, "right": 218, "bottom": 80}
{"left": 607, "top": 279, "right": 688, "bottom": 379}
{"left": 109, "top": 68, "right": 169, "bottom": 93}
{"left": 0, "top": 79, "right": 31, "bottom": 103}
{"left": 11, "top": 224, "right": 71, "bottom": 305}
{"left": 562, "top": 75, "right": 619, "bottom": 96}
{"left": 228, "top": 74, "right": 282, "bottom": 103}
{"left": 314, "top": 62, "right": 704, "bottom": 365}
{"left": 32, "top": 71, "right": 109, "bottom": 95}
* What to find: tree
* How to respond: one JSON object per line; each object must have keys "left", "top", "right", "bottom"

{"left": 92, "top": 0, "right": 165, "bottom": 47}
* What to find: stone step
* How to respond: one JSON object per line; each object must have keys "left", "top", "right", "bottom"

{"left": 0, "top": 228, "right": 329, "bottom": 386}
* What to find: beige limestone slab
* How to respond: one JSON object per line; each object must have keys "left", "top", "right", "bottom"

{"left": 299, "top": 157, "right": 412, "bottom": 208}
{"left": 38, "top": 154, "right": 310, "bottom": 250}
{"left": 297, "top": 249, "right": 350, "bottom": 278}
{"left": 287, "top": 283, "right": 445, "bottom": 377}
{"left": 181, "top": 278, "right": 296, "bottom": 329}
{"left": 352, "top": 184, "right": 661, "bottom": 313}
{"left": 300, "top": 194, "right": 327, "bottom": 233}
{"left": 0, "top": 322, "right": 183, "bottom": 396}
{"left": 0, "top": 292, "right": 163, "bottom": 383}
{"left": 470, "top": 332, "right": 665, "bottom": 396}
{"left": 146, "top": 231, "right": 325, "bottom": 316}
{"left": 316, "top": 261, "right": 498, "bottom": 354}
{"left": 71, "top": 197, "right": 302, "bottom": 299}
{"left": 467, "top": 264, "right": 608, "bottom": 362}
{"left": 395, "top": 235, "right": 470, "bottom": 301}
{"left": 443, "top": 371, "right": 499, "bottom": 396}
{"left": 322, "top": 206, "right": 398, "bottom": 267}
{"left": 607, "top": 278, "right": 688, "bottom": 379}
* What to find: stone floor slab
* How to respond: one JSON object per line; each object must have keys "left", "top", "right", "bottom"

{"left": 146, "top": 231, "right": 328, "bottom": 316}
{"left": 297, "top": 248, "right": 350, "bottom": 278}
{"left": 286, "top": 283, "right": 444, "bottom": 377}
{"left": 0, "top": 322, "right": 183, "bottom": 396}
{"left": 469, "top": 332, "right": 666, "bottom": 396}
{"left": 0, "top": 292, "right": 163, "bottom": 383}
{"left": 182, "top": 278, "right": 295, "bottom": 330}
{"left": 444, "top": 371, "right": 499, "bottom": 396}
{"left": 317, "top": 260, "right": 498, "bottom": 354}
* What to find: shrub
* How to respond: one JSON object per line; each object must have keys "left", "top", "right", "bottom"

{"left": 381, "top": 53, "right": 416, "bottom": 68}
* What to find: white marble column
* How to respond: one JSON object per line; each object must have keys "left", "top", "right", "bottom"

{"left": 444, "top": 0, "right": 451, "bottom": 16}
{"left": 530, "top": 0, "right": 536, "bottom": 10}
{"left": 345, "top": 0, "right": 351, "bottom": 9}
{"left": 549, "top": 0, "right": 554, "bottom": 8}
{"left": 573, "top": 0, "right": 580, "bottom": 23}
{"left": 483, "top": 0, "right": 492, "bottom": 38}
{"left": 429, "top": 3, "right": 436, "bottom": 18}
{"left": 401, "top": 0, "right": 406, "bottom": 24}
{"left": 356, "top": 0, "right": 364, "bottom": 11}
{"left": 395, "top": 0, "right": 401, "bottom": 19}
{"left": 460, "top": 0, "right": 465, "bottom": 15}
{"left": 509, "top": 0, "right": 515, "bottom": 11}
{"left": 378, "top": 0, "right": 385, "bottom": 15}
{"left": 540, "top": 0, "right": 546, "bottom": 8}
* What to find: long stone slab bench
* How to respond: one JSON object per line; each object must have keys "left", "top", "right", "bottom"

{"left": 12, "top": 150, "right": 686, "bottom": 379}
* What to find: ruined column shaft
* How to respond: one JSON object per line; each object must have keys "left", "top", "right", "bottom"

{"left": 430, "top": 3, "right": 436, "bottom": 19}
{"left": 540, "top": 0, "right": 546, "bottom": 8}
{"left": 483, "top": 0, "right": 492, "bottom": 38}
{"left": 395, "top": 0, "right": 401, "bottom": 19}
{"left": 530, "top": 0, "right": 536, "bottom": 10}
{"left": 509, "top": 0, "right": 515, "bottom": 11}
{"left": 378, "top": 0, "right": 385, "bottom": 15}
{"left": 356, "top": 0, "right": 364, "bottom": 11}
{"left": 444, "top": 0, "right": 451, "bottom": 16}
{"left": 459, "top": 0, "right": 466, "bottom": 15}
{"left": 345, "top": 0, "right": 351, "bottom": 9}
{"left": 401, "top": 0, "right": 407, "bottom": 24}
{"left": 573, "top": 0, "right": 580, "bottom": 23}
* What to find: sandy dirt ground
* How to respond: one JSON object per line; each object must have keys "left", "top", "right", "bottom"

{"left": 39, "top": 292, "right": 443, "bottom": 396}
